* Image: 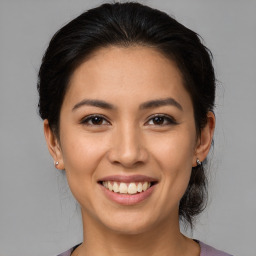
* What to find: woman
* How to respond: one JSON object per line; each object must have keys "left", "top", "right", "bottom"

{"left": 38, "top": 2, "right": 232, "bottom": 256}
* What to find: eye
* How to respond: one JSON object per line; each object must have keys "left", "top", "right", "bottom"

{"left": 146, "top": 114, "right": 177, "bottom": 126}
{"left": 80, "top": 115, "right": 110, "bottom": 126}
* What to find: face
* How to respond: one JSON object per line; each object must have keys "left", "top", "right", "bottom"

{"left": 45, "top": 46, "right": 211, "bottom": 235}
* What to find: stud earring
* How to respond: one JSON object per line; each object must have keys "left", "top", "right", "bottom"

{"left": 55, "top": 161, "right": 59, "bottom": 167}
{"left": 196, "top": 158, "right": 201, "bottom": 166}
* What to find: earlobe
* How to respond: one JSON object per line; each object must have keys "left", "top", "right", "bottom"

{"left": 43, "top": 120, "right": 64, "bottom": 169}
{"left": 193, "top": 111, "right": 215, "bottom": 166}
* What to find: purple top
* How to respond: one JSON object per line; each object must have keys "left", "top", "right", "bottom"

{"left": 57, "top": 241, "right": 233, "bottom": 256}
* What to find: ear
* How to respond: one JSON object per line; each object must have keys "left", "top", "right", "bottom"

{"left": 43, "top": 119, "right": 64, "bottom": 170}
{"left": 193, "top": 111, "right": 215, "bottom": 167}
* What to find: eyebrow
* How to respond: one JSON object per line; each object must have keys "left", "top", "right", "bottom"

{"left": 139, "top": 97, "right": 183, "bottom": 111}
{"left": 72, "top": 99, "right": 115, "bottom": 111}
{"left": 72, "top": 97, "right": 183, "bottom": 111}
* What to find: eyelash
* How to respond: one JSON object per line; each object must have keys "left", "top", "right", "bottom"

{"left": 80, "top": 114, "right": 177, "bottom": 126}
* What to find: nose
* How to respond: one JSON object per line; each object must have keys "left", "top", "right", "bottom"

{"left": 107, "top": 124, "right": 149, "bottom": 168}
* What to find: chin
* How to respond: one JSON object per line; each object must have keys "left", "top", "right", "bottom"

{"left": 106, "top": 221, "right": 152, "bottom": 235}
{"left": 98, "top": 210, "right": 158, "bottom": 235}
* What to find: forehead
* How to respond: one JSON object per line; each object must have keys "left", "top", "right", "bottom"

{"left": 64, "top": 45, "right": 192, "bottom": 110}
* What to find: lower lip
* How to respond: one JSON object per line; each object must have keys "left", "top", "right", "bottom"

{"left": 100, "top": 184, "right": 156, "bottom": 205}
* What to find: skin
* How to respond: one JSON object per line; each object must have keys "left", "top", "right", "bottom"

{"left": 44, "top": 46, "right": 215, "bottom": 256}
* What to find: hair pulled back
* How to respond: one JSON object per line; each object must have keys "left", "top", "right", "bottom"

{"left": 38, "top": 2, "right": 215, "bottom": 228}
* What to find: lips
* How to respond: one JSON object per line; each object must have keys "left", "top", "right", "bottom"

{"left": 98, "top": 175, "right": 158, "bottom": 205}
{"left": 99, "top": 175, "right": 157, "bottom": 183}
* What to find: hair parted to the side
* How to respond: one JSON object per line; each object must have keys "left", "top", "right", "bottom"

{"left": 37, "top": 2, "right": 215, "bottom": 228}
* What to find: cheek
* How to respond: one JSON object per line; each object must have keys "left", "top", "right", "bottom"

{"left": 62, "top": 137, "right": 100, "bottom": 173}
{"left": 59, "top": 129, "right": 108, "bottom": 200}
{"left": 152, "top": 129, "right": 195, "bottom": 170}
{"left": 61, "top": 122, "right": 108, "bottom": 168}
{"left": 150, "top": 130, "right": 195, "bottom": 198}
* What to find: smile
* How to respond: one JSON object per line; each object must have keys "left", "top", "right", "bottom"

{"left": 98, "top": 175, "right": 158, "bottom": 205}
{"left": 102, "top": 181, "right": 152, "bottom": 194}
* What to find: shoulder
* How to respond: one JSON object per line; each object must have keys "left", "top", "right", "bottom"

{"left": 57, "top": 243, "right": 80, "bottom": 256}
{"left": 199, "top": 241, "right": 233, "bottom": 256}
{"left": 57, "top": 243, "right": 82, "bottom": 256}
{"left": 57, "top": 248, "right": 73, "bottom": 256}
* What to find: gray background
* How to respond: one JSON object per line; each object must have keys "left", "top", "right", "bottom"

{"left": 0, "top": 0, "right": 255, "bottom": 255}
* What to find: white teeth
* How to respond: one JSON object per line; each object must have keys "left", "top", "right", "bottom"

{"left": 107, "top": 181, "right": 113, "bottom": 191}
{"left": 119, "top": 183, "right": 128, "bottom": 194}
{"left": 128, "top": 183, "right": 137, "bottom": 194}
{"left": 137, "top": 183, "right": 142, "bottom": 192}
{"left": 142, "top": 182, "right": 148, "bottom": 191}
{"left": 113, "top": 182, "right": 119, "bottom": 193}
{"left": 102, "top": 181, "right": 152, "bottom": 194}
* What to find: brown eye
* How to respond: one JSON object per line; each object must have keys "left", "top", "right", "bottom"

{"left": 90, "top": 116, "right": 104, "bottom": 125}
{"left": 81, "top": 115, "right": 109, "bottom": 126}
{"left": 147, "top": 114, "right": 177, "bottom": 126}
{"left": 152, "top": 116, "right": 165, "bottom": 125}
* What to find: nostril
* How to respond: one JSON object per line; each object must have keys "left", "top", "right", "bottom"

{"left": 107, "top": 143, "right": 149, "bottom": 168}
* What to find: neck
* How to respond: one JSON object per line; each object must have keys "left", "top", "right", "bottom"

{"left": 73, "top": 209, "right": 199, "bottom": 256}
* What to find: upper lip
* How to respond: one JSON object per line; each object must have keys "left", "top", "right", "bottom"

{"left": 98, "top": 175, "right": 158, "bottom": 183}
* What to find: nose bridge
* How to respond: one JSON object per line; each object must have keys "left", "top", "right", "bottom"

{"left": 108, "top": 120, "right": 148, "bottom": 167}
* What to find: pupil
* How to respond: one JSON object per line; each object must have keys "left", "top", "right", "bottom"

{"left": 154, "top": 117, "right": 164, "bottom": 124}
{"left": 92, "top": 117, "right": 103, "bottom": 125}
